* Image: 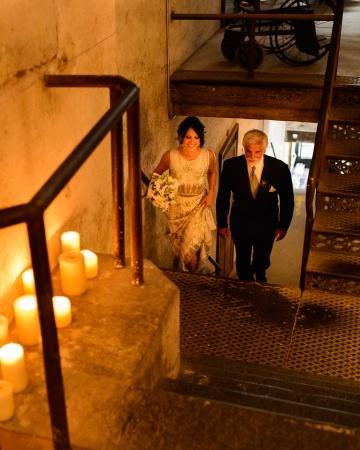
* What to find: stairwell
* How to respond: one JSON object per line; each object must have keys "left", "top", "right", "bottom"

{"left": 122, "top": 3, "right": 360, "bottom": 448}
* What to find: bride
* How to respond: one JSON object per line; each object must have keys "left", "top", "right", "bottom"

{"left": 151, "top": 116, "right": 217, "bottom": 272}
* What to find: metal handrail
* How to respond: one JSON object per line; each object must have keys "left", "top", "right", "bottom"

{"left": 171, "top": 12, "right": 334, "bottom": 21}
{"left": 300, "top": 0, "right": 344, "bottom": 290}
{"left": 0, "top": 74, "right": 143, "bottom": 450}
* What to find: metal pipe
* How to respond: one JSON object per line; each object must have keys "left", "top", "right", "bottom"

{"left": 171, "top": 12, "right": 334, "bottom": 21}
{"left": 31, "top": 85, "right": 138, "bottom": 212}
{"left": 110, "top": 90, "right": 125, "bottom": 268}
{"left": 127, "top": 98, "right": 144, "bottom": 286}
{"left": 44, "top": 74, "right": 136, "bottom": 90}
{"left": 0, "top": 203, "right": 37, "bottom": 228}
{"left": 27, "top": 216, "right": 71, "bottom": 450}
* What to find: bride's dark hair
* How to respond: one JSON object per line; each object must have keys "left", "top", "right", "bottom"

{"left": 177, "top": 116, "right": 205, "bottom": 147}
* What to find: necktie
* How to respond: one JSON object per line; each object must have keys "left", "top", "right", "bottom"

{"left": 250, "top": 166, "right": 259, "bottom": 199}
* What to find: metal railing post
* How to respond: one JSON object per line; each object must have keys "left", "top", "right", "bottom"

{"left": 127, "top": 97, "right": 144, "bottom": 286}
{"left": 27, "top": 215, "right": 71, "bottom": 450}
{"left": 110, "top": 89, "right": 125, "bottom": 268}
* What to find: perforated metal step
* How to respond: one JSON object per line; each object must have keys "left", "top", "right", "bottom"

{"left": 311, "top": 209, "right": 360, "bottom": 254}
{"left": 313, "top": 210, "right": 360, "bottom": 236}
{"left": 326, "top": 158, "right": 360, "bottom": 176}
{"left": 306, "top": 250, "right": 360, "bottom": 279}
{"left": 329, "top": 107, "right": 360, "bottom": 122}
{"left": 318, "top": 172, "right": 360, "bottom": 197}
{"left": 327, "top": 133, "right": 360, "bottom": 162}
{"left": 287, "top": 289, "right": 360, "bottom": 379}
{"left": 311, "top": 231, "right": 360, "bottom": 254}
{"left": 163, "top": 271, "right": 360, "bottom": 381}
{"left": 328, "top": 121, "right": 360, "bottom": 143}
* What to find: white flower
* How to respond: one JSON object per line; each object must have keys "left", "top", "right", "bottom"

{"left": 147, "top": 173, "right": 178, "bottom": 212}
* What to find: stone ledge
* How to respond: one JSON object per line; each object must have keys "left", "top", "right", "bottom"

{"left": 0, "top": 255, "right": 180, "bottom": 450}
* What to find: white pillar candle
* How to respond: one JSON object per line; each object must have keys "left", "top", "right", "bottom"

{"left": 61, "top": 231, "right": 80, "bottom": 253}
{"left": 81, "top": 250, "right": 98, "bottom": 279}
{"left": 13, "top": 295, "right": 40, "bottom": 346}
{"left": 21, "top": 268, "right": 35, "bottom": 294}
{"left": 52, "top": 296, "right": 72, "bottom": 328}
{"left": 59, "top": 251, "right": 87, "bottom": 296}
{"left": 0, "top": 316, "right": 9, "bottom": 346}
{"left": 0, "top": 343, "right": 28, "bottom": 393}
{"left": 0, "top": 380, "right": 15, "bottom": 421}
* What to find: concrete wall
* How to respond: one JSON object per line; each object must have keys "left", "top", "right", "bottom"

{"left": 0, "top": 0, "right": 232, "bottom": 313}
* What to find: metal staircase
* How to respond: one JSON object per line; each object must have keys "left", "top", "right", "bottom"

{"left": 304, "top": 120, "right": 360, "bottom": 295}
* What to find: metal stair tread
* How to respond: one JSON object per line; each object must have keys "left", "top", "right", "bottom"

{"left": 306, "top": 250, "right": 360, "bottom": 279}
{"left": 180, "top": 365, "right": 360, "bottom": 404}
{"left": 318, "top": 172, "right": 360, "bottom": 196}
{"left": 176, "top": 371, "right": 360, "bottom": 413}
{"left": 161, "top": 378, "right": 360, "bottom": 428}
{"left": 335, "top": 76, "right": 360, "bottom": 88}
{"left": 313, "top": 210, "right": 360, "bottom": 236}
{"left": 326, "top": 136, "right": 360, "bottom": 159}
{"left": 181, "top": 354, "right": 360, "bottom": 397}
{"left": 329, "top": 107, "right": 360, "bottom": 122}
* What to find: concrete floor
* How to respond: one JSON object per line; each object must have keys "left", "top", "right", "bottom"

{"left": 181, "top": 0, "right": 360, "bottom": 78}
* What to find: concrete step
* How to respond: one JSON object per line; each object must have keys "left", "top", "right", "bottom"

{"left": 120, "top": 384, "right": 359, "bottom": 450}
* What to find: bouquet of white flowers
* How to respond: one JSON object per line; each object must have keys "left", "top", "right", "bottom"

{"left": 147, "top": 172, "right": 179, "bottom": 212}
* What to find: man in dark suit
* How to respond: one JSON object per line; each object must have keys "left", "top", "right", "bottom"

{"left": 216, "top": 129, "right": 294, "bottom": 282}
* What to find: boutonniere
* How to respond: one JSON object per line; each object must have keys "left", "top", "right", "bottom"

{"left": 260, "top": 179, "right": 270, "bottom": 189}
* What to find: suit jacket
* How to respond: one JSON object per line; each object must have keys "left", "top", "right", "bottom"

{"left": 216, "top": 155, "right": 294, "bottom": 233}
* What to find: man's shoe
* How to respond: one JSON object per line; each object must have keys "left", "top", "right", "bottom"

{"left": 238, "top": 273, "right": 255, "bottom": 282}
{"left": 256, "top": 272, "right": 267, "bottom": 283}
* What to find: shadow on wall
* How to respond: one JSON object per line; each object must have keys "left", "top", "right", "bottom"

{"left": 267, "top": 194, "right": 306, "bottom": 287}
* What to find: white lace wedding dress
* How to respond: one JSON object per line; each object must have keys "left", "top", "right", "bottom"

{"left": 165, "top": 148, "right": 216, "bottom": 271}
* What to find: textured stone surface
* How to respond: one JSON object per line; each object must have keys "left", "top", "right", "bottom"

{"left": 121, "top": 387, "right": 360, "bottom": 450}
{"left": 0, "top": 256, "right": 179, "bottom": 450}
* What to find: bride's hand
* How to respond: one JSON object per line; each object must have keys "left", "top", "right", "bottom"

{"left": 201, "top": 191, "right": 215, "bottom": 207}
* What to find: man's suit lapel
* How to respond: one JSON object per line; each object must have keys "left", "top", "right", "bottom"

{"left": 257, "top": 156, "right": 272, "bottom": 200}
{"left": 261, "top": 156, "right": 271, "bottom": 187}
{"left": 238, "top": 157, "right": 252, "bottom": 197}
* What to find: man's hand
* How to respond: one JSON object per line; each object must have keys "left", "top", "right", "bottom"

{"left": 275, "top": 229, "right": 287, "bottom": 241}
{"left": 218, "top": 227, "right": 230, "bottom": 239}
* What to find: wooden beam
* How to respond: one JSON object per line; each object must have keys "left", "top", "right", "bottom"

{"left": 170, "top": 73, "right": 360, "bottom": 122}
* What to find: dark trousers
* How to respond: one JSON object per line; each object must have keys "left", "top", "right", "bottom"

{"left": 232, "top": 226, "right": 276, "bottom": 281}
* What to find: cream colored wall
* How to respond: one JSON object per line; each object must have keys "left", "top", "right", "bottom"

{"left": 0, "top": 1, "right": 117, "bottom": 316}
{"left": 0, "top": 0, "right": 231, "bottom": 313}
{"left": 169, "top": 0, "right": 221, "bottom": 74}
